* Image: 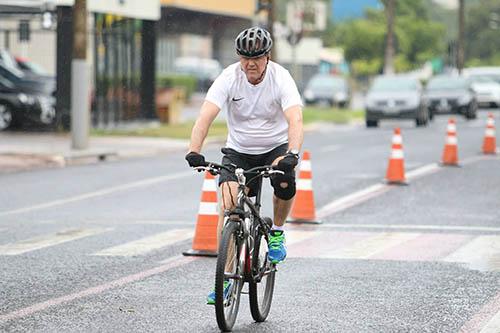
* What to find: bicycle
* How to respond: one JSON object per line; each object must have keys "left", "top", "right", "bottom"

{"left": 193, "top": 161, "right": 284, "bottom": 332}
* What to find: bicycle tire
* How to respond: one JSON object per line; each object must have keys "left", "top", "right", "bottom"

{"left": 249, "top": 217, "right": 276, "bottom": 322}
{"left": 215, "top": 220, "right": 244, "bottom": 332}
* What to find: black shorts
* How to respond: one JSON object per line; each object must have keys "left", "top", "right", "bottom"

{"left": 219, "top": 143, "right": 295, "bottom": 197}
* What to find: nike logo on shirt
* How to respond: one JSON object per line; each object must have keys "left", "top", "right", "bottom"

{"left": 232, "top": 97, "right": 244, "bottom": 101}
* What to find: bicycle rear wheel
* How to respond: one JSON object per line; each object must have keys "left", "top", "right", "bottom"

{"left": 215, "top": 220, "right": 244, "bottom": 332}
{"left": 249, "top": 217, "right": 276, "bottom": 322}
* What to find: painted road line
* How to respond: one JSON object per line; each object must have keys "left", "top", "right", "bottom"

{"left": 0, "top": 170, "right": 192, "bottom": 217}
{"left": 316, "top": 157, "right": 494, "bottom": 220}
{"left": 93, "top": 229, "right": 194, "bottom": 256}
{"left": 0, "top": 255, "right": 196, "bottom": 323}
{"left": 319, "top": 232, "right": 420, "bottom": 259}
{"left": 309, "top": 223, "right": 500, "bottom": 233}
{"left": 443, "top": 235, "right": 500, "bottom": 271}
{"left": 481, "top": 308, "right": 500, "bottom": 333}
{"left": 371, "top": 233, "right": 474, "bottom": 262}
{"left": 0, "top": 228, "right": 111, "bottom": 255}
{"left": 131, "top": 220, "right": 195, "bottom": 226}
{"left": 317, "top": 183, "right": 389, "bottom": 219}
{"left": 318, "top": 145, "right": 341, "bottom": 153}
{"left": 317, "top": 163, "right": 441, "bottom": 219}
{"left": 405, "top": 163, "right": 440, "bottom": 180}
{"left": 459, "top": 292, "right": 500, "bottom": 333}
{"left": 288, "top": 231, "right": 373, "bottom": 258}
{"left": 286, "top": 230, "right": 322, "bottom": 246}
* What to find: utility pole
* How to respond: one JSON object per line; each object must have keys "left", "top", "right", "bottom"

{"left": 383, "top": 0, "right": 395, "bottom": 75}
{"left": 268, "top": 0, "right": 278, "bottom": 61}
{"left": 71, "top": 0, "right": 90, "bottom": 149}
{"left": 457, "top": 0, "right": 465, "bottom": 74}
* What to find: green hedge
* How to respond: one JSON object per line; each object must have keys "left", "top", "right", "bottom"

{"left": 157, "top": 74, "right": 197, "bottom": 99}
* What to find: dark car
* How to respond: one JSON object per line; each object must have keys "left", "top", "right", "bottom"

{"left": 0, "top": 71, "right": 56, "bottom": 131}
{"left": 15, "top": 56, "right": 56, "bottom": 85}
{"left": 424, "top": 75, "right": 477, "bottom": 119}
{"left": 303, "top": 74, "right": 350, "bottom": 107}
{"left": 364, "top": 75, "right": 430, "bottom": 128}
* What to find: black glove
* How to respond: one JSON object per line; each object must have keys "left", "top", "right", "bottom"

{"left": 185, "top": 152, "right": 206, "bottom": 167}
{"left": 276, "top": 152, "right": 299, "bottom": 172}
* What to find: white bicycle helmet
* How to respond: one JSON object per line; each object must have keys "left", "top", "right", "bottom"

{"left": 235, "top": 26, "right": 273, "bottom": 58}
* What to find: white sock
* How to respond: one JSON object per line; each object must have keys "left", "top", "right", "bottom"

{"left": 272, "top": 224, "right": 284, "bottom": 231}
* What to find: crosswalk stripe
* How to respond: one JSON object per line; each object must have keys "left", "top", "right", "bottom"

{"left": 481, "top": 309, "right": 500, "bottom": 333}
{"left": 443, "top": 235, "right": 500, "bottom": 271}
{"left": 318, "top": 232, "right": 421, "bottom": 259}
{"left": 288, "top": 231, "right": 373, "bottom": 258}
{"left": 286, "top": 230, "right": 321, "bottom": 246}
{"left": 0, "top": 228, "right": 110, "bottom": 255}
{"left": 371, "top": 233, "right": 473, "bottom": 262}
{"left": 93, "top": 229, "right": 194, "bottom": 256}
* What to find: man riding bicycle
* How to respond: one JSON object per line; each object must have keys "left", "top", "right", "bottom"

{"left": 185, "top": 26, "right": 303, "bottom": 305}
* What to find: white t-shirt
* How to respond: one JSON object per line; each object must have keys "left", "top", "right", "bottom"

{"left": 205, "top": 61, "right": 303, "bottom": 154}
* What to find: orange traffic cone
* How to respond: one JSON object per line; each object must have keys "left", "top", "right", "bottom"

{"left": 385, "top": 128, "right": 407, "bottom": 185}
{"left": 441, "top": 118, "right": 459, "bottom": 166}
{"left": 183, "top": 171, "right": 218, "bottom": 257}
{"left": 287, "top": 151, "right": 321, "bottom": 224}
{"left": 482, "top": 113, "right": 497, "bottom": 154}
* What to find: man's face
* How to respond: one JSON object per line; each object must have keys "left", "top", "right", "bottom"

{"left": 240, "top": 55, "right": 269, "bottom": 84}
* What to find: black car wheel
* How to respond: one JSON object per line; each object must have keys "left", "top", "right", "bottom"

{"left": 415, "top": 106, "right": 428, "bottom": 127}
{"left": 0, "top": 104, "right": 13, "bottom": 131}
{"left": 366, "top": 119, "right": 378, "bottom": 127}
{"left": 465, "top": 102, "right": 478, "bottom": 120}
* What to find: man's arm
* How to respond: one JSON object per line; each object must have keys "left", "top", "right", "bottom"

{"left": 284, "top": 104, "right": 303, "bottom": 152}
{"left": 188, "top": 101, "right": 221, "bottom": 153}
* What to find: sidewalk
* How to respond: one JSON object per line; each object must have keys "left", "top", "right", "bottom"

{"left": 0, "top": 131, "right": 190, "bottom": 173}
{"left": 0, "top": 94, "right": 210, "bottom": 174}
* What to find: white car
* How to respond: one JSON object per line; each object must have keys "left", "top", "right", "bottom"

{"left": 463, "top": 67, "right": 500, "bottom": 107}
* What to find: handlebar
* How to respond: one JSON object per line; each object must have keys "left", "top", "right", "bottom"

{"left": 193, "top": 162, "right": 284, "bottom": 177}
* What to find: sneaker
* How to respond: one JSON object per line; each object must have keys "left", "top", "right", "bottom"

{"left": 207, "top": 280, "right": 233, "bottom": 305}
{"left": 268, "top": 230, "right": 287, "bottom": 264}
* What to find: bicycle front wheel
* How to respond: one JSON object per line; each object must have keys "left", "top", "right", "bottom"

{"left": 215, "top": 220, "right": 244, "bottom": 332}
{"left": 249, "top": 217, "right": 276, "bottom": 322}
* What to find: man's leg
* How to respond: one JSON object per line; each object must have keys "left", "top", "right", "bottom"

{"left": 273, "top": 194, "right": 293, "bottom": 227}
{"left": 219, "top": 181, "right": 239, "bottom": 269}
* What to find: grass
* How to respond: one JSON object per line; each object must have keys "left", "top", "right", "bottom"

{"left": 91, "top": 107, "right": 365, "bottom": 139}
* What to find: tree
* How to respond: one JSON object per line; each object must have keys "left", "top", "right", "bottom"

{"left": 464, "top": 0, "right": 500, "bottom": 66}
{"left": 323, "top": 0, "right": 446, "bottom": 76}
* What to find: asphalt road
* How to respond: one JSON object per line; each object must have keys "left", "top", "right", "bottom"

{"left": 1, "top": 110, "right": 499, "bottom": 332}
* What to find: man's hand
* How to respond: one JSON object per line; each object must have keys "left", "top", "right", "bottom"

{"left": 275, "top": 152, "right": 299, "bottom": 172}
{"left": 185, "top": 152, "right": 206, "bottom": 167}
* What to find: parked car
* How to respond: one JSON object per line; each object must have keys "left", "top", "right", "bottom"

{"left": 364, "top": 75, "right": 429, "bottom": 127}
{"left": 463, "top": 67, "right": 500, "bottom": 108}
{"left": 0, "top": 70, "right": 55, "bottom": 131}
{"left": 303, "top": 74, "right": 350, "bottom": 107}
{"left": 423, "top": 75, "right": 477, "bottom": 119}
{"left": 173, "top": 57, "right": 222, "bottom": 92}
{"left": 0, "top": 50, "right": 55, "bottom": 91}
{"left": 15, "top": 56, "right": 55, "bottom": 82}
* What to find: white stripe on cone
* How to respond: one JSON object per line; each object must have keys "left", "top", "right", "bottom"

{"left": 446, "top": 136, "right": 458, "bottom": 145}
{"left": 392, "top": 135, "right": 402, "bottom": 144}
{"left": 487, "top": 118, "right": 495, "bottom": 126}
{"left": 198, "top": 202, "right": 218, "bottom": 215}
{"left": 485, "top": 129, "right": 496, "bottom": 137}
{"left": 300, "top": 160, "right": 312, "bottom": 171}
{"left": 202, "top": 179, "right": 217, "bottom": 191}
{"left": 391, "top": 149, "right": 404, "bottom": 159}
{"left": 447, "top": 124, "right": 457, "bottom": 132}
{"left": 297, "top": 179, "right": 313, "bottom": 191}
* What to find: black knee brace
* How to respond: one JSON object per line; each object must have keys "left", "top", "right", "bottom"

{"left": 271, "top": 173, "right": 296, "bottom": 200}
